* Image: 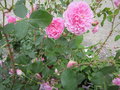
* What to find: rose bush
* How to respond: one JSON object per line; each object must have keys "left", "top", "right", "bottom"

{"left": 0, "top": 0, "right": 120, "bottom": 90}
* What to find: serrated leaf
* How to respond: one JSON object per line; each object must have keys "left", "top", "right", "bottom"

{"left": 107, "top": 15, "right": 112, "bottom": 22}
{"left": 16, "top": 0, "right": 25, "bottom": 5}
{"left": 114, "top": 50, "right": 120, "bottom": 62}
{"left": 29, "top": 62, "right": 43, "bottom": 73}
{"left": 101, "top": 13, "right": 106, "bottom": 26}
{"left": 108, "top": 86, "right": 119, "bottom": 90}
{"left": 30, "top": 10, "right": 53, "bottom": 28}
{"left": 3, "top": 23, "right": 14, "bottom": 34}
{"left": 77, "top": 73, "right": 85, "bottom": 84}
{"left": 75, "top": 35, "right": 83, "bottom": 47}
{"left": 115, "top": 35, "right": 120, "bottom": 41}
{"left": 14, "top": 4, "right": 27, "bottom": 18}
{"left": 16, "top": 54, "right": 30, "bottom": 65}
{"left": 114, "top": 9, "right": 119, "bottom": 15}
{"left": 99, "top": 66, "right": 116, "bottom": 75}
{"left": 0, "top": 31, "right": 2, "bottom": 40}
{"left": 61, "top": 69, "right": 77, "bottom": 90}
{"left": 14, "top": 21, "right": 29, "bottom": 40}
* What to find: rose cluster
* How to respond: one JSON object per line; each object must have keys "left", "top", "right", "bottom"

{"left": 45, "top": 1, "right": 94, "bottom": 39}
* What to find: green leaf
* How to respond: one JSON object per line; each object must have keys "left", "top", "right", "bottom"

{"left": 107, "top": 15, "right": 112, "bottom": 22}
{"left": 14, "top": 21, "right": 29, "bottom": 40}
{"left": 91, "top": 66, "right": 116, "bottom": 87}
{"left": 114, "top": 50, "right": 120, "bottom": 62}
{"left": 99, "top": 66, "right": 116, "bottom": 75}
{"left": 108, "top": 86, "right": 119, "bottom": 90}
{"left": 115, "top": 35, "right": 120, "bottom": 41}
{"left": 16, "top": 54, "right": 30, "bottom": 65}
{"left": 101, "top": 13, "right": 106, "bottom": 26}
{"left": 14, "top": 4, "right": 27, "bottom": 18}
{"left": 0, "top": 84, "right": 6, "bottom": 90}
{"left": 16, "top": 0, "right": 25, "bottom": 5}
{"left": 114, "top": 9, "right": 119, "bottom": 15}
{"left": 91, "top": 72, "right": 112, "bottom": 86}
{"left": 77, "top": 73, "right": 85, "bottom": 84}
{"left": 3, "top": 23, "right": 14, "bottom": 34}
{"left": 61, "top": 69, "right": 77, "bottom": 90}
{"left": 0, "top": 31, "right": 2, "bottom": 40}
{"left": 29, "top": 62, "right": 43, "bottom": 73}
{"left": 30, "top": 10, "right": 53, "bottom": 28}
{"left": 75, "top": 35, "right": 83, "bottom": 47}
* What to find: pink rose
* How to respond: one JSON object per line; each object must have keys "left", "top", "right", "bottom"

{"left": 45, "top": 18, "right": 64, "bottom": 39}
{"left": 63, "top": 1, "right": 94, "bottom": 35}
{"left": 114, "top": 0, "right": 120, "bottom": 7}
{"left": 39, "top": 83, "right": 52, "bottom": 90}
{"left": 41, "top": 57, "right": 45, "bottom": 61}
{"left": 35, "top": 73, "right": 42, "bottom": 79}
{"left": 16, "top": 69, "right": 23, "bottom": 76}
{"left": 6, "top": 15, "right": 16, "bottom": 24}
{"left": 92, "top": 25, "right": 99, "bottom": 34}
{"left": 67, "top": 61, "right": 77, "bottom": 68}
{"left": 9, "top": 69, "right": 14, "bottom": 75}
{"left": 112, "top": 78, "right": 120, "bottom": 86}
{"left": 0, "top": 60, "right": 3, "bottom": 67}
{"left": 92, "top": 20, "right": 99, "bottom": 26}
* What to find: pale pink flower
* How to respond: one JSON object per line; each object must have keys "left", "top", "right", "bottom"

{"left": 39, "top": 83, "right": 52, "bottom": 90}
{"left": 67, "top": 61, "right": 77, "bottom": 68}
{"left": 41, "top": 57, "right": 45, "bottom": 61}
{"left": 114, "top": 0, "right": 120, "bottom": 7}
{"left": 35, "top": 73, "right": 42, "bottom": 79}
{"left": 45, "top": 18, "right": 64, "bottom": 39}
{"left": 9, "top": 69, "right": 14, "bottom": 75}
{"left": 112, "top": 78, "right": 120, "bottom": 86}
{"left": 16, "top": 69, "right": 23, "bottom": 76}
{"left": 63, "top": 1, "right": 94, "bottom": 35}
{"left": 92, "top": 20, "right": 99, "bottom": 26}
{"left": 92, "top": 25, "right": 99, "bottom": 34}
{"left": 6, "top": 15, "right": 16, "bottom": 24}
{"left": 0, "top": 60, "right": 3, "bottom": 67}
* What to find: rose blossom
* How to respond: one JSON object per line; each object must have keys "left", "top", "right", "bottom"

{"left": 45, "top": 18, "right": 64, "bottom": 39}
{"left": 9, "top": 69, "right": 14, "bottom": 75}
{"left": 39, "top": 82, "right": 52, "bottom": 90}
{"left": 92, "top": 20, "right": 99, "bottom": 26}
{"left": 63, "top": 1, "right": 94, "bottom": 35}
{"left": 6, "top": 15, "right": 16, "bottom": 24}
{"left": 0, "top": 60, "right": 3, "bottom": 67}
{"left": 112, "top": 78, "right": 120, "bottom": 86}
{"left": 67, "top": 61, "right": 77, "bottom": 68}
{"left": 41, "top": 57, "right": 45, "bottom": 61}
{"left": 35, "top": 73, "right": 42, "bottom": 79}
{"left": 92, "top": 25, "right": 99, "bottom": 34}
{"left": 114, "top": 0, "right": 120, "bottom": 7}
{"left": 16, "top": 69, "right": 23, "bottom": 76}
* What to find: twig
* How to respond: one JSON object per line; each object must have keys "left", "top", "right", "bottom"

{"left": 2, "top": 10, "right": 16, "bottom": 90}
{"left": 96, "top": 16, "right": 116, "bottom": 55}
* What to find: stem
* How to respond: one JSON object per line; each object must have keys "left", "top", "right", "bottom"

{"left": 114, "top": 22, "right": 120, "bottom": 29}
{"left": 96, "top": 16, "right": 116, "bottom": 55}
{"left": 12, "top": 0, "right": 14, "bottom": 7}
{"left": 4, "top": 0, "right": 7, "bottom": 8}
{"left": 110, "top": 0, "right": 115, "bottom": 9}
{"left": 2, "top": 10, "right": 16, "bottom": 89}
{"left": 0, "top": 3, "right": 5, "bottom": 8}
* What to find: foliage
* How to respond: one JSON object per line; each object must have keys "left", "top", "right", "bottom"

{"left": 0, "top": 0, "right": 120, "bottom": 90}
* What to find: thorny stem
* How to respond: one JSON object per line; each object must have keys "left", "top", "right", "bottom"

{"left": 4, "top": 0, "right": 7, "bottom": 8}
{"left": 0, "top": 2, "right": 4, "bottom": 8}
{"left": 2, "top": 1, "right": 16, "bottom": 89}
{"left": 96, "top": 16, "right": 116, "bottom": 55}
{"left": 12, "top": 0, "right": 14, "bottom": 7}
